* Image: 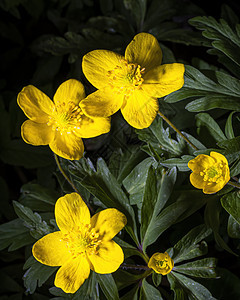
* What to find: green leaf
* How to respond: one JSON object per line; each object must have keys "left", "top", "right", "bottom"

{"left": 123, "top": 157, "right": 155, "bottom": 207}
{"left": 217, "top": 136, "right": 240, "bottom": 164}
{"left": 204, "top": 197, "right": 237, "bottom": 255}
{"left": 170, "top": 272, "right": 216, "bottom": 300}
{"left": 174, "top": 258, "right": 217, "bottom": 278}
{"left": 152, "top": 273, "right": 162, "bottom": 287}
{"left": 13, "top": 201, "right": 52, "bottom": 239}
{"left": 221, "top": 4, "right": 239, "bottom": 28}
{"left": 18, "top": 183, "right": 58, "bottom": 212}
{"left": 161, "top": 155, "right": 194, "bottom": 172}
{"left": 123, "top": 0, "right": 147, "bottom": 30}
{"left": 0, "top": 218, "right": 35, "bottom": 251}
{"left": 196, "top": 113, "right": 226, "bottom": 143}
{"left": 96, "top": 273, "right": 119, "bottom": 300}
{"left": 23, "top": 256, "right": 57, "bottom": 294}
{"left": 142, "top": 190, "right": 207, "bottom": 252}
{"left": 227, "top": 214, "right": 240, "bottom": 238}
{"left": 225, "top": 111, "right": 236, "bottom": 139}
{"left": 140, "top": 278, "right": 163, "bottom": 300}
{"left": 120, "top": 284, "right": 139, "bottom": 300}
{"left": 171, "top": 224, "right": 212, "bottom": 264}
{"left": 167, "top": 272, "right": 186, "bottom": 300}
{"left": 221, "top": 191, "right": 240, "bottom": 224}
{"left": 141, "top": 167, "right": 177, "bottom": 251}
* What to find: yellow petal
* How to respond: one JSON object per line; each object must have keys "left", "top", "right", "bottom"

{"left": 32, "top": 231, "right": 71, "bottom": 266}
{"left": 189, "top": 173, "right": 205, "bottom": 189}
{"left": 88, "top": 240, "right": 124, "bottom": 273}
{"left": 80, "top": 88, "right": 123, "bottom": 118}
{"left": 210, "top": 151, "right": 229, "bottom": 166}
{"left": 53, "top": 79, "right": 85, "bottom": 106}
{"left": 82, "top": 50, "right": 124, "bottom": 89}
{"left": 125, "top": 33, "right": 162, "bottom": 71}
{"left": 74, "top": 114, "right": 111, "bottom": 138}
{"left": 49, "top": 131, "right": 84, "bottom": 160}
{"left": 121, "top": 89, "right": 159, "bottom": 129}
{"left": 17, "top": 85, "right": 54, "bottom": 122}
{"left": 55, "top": 255, "right": 90, "bottom": 293}
{"left": 55, "top": 193, "right": 90, "bottom": 233}
{"left": 90, "top": 208, "right": 127, "bottom": 241}
{"left": 203, "top": 182, "right": 225, "bottom": 194}
{"left": 21, "top": 120, "right": 54, "bottom": 145}
{"left": 142, "top": 63, "right": 185, "bottom": 98}
{"left": 188, "top": 154, "right": 215, "bottom": 172}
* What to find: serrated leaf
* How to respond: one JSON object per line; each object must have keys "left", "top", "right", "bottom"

{"left": 171, "top": 224, "right": 212, "bottom": 264}
{"left": 161, "top": 155, "right": 194, "bottom": 172}
{"left": 174, "top": 258, "right": 217, "bottom": 278}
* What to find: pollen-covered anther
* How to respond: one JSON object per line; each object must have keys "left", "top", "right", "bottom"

{"left": 47, "top": 101, "right": 83, "bottom": 134}
{"left": 200, "top": 165, "right": 223, "bottom": 183}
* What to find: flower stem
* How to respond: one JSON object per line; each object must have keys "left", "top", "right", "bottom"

{"left": 54, "top": 154, "right": 93, "bottom": 212}
{"left": 120, "top": 263, "right": 150, "bottom": 271}
{"left": 227, "top": 181, "right": 240, "bottom": 190}
{"left": 158, "top": 111, "right": 198, "bottom": 151}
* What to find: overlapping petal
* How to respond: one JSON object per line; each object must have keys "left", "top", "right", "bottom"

{"left": 55, "top": 193, "right": 90, "bottom": 233}
{"left": 32, "top": 231, "right": 71, "bottom": 266}
{"left": 90, "top": 208, "right": 127, "bottom": 241}
{"left": 188, "top": 154, "right": 215, "bottom": 172}
{"left": 74, "top": 114, "right": 111, "bottom": 138}
{"left": 142, "top": 63, "right": 185, "bottom": 98}
{"left": 49, "top": 131, "right": 84, "bottom": 160}
{"left": 88, "top": 240, "right": 124, "bottom": 273}
{"left": 55, "top": 255, "right": 90, "bottom": 294}
{"left": 121, "top": 89, "right": 159, "bottom": 129}
{"left": 80, "top": 88, "right": 123, "bottom": 118}
{"left": 189, "top": 173, "right": 205, "bottom": 189}
{"left": 17, "top": 85, "right": 54, "bottom": 122}
{"left": 148, "top": 252, "right": 174, "bottom": 275}
{"left": 82, "top": 50, "right": 124, "bottom": 89}
{"left": 210, "top": 151, "right": 229, "bottom": 165}
{"left": 125, "top": 32, "right": 162, "bottom": 70}
{"left": 54, "top": 79, "right": 86, "bottom": 106}
{"left": 21, "top": 120, "right": 54, "bottom": 145}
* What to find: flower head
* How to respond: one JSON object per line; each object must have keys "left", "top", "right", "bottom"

{"left": 32, "top": 193, "right": 127, "bottom": 293}
{"left": 148, "top": 252, "right": 174, "bottom": 275}
{"left": 188, "top": 151, "right": 230, "bottom": 194}
{"left": 17, "top": 79, "right": 110, "bottom": 160}
{"left": 80, "top": 32, "right": 185, "bottom": 129}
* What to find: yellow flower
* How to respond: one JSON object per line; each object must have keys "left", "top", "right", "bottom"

{"left": 17, "top": 79, "right": 110, "bottom": 160}
{"left": 148, "top": 252, "right": 174, "bottom": 275}
{"left": 32, "top": 193, "right": 127, "bottom": 293}
{"left": 80, "top": 32, "right": 185, "bottom": 129}
{"left": 188, "top": 151, "right": 230, "bottom": 194}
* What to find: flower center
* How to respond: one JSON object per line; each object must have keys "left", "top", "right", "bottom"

{"left": 156, "top": 258, "right": 169, "bottom": 270}
{"left": 200, "top": 164, "right": 223, "bottom": 183}
{"left": 107, "top": 59, "right": 145, "bottom": 98}
{"left": 63, "top": 224, "right": 101, "bottom": 259}
{"left": 47, "top": 101, "right": 83, "bottom": 134}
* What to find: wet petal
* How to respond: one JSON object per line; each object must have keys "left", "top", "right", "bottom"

{"left": 88, "top": 240, "right": 124, "bottom": 273}
{"left": 55, "top": 255, "right": 90, "bottom": 293}
{"left": 54, "top": 79, "right": 86, "bottom": 106}
{"left": 90, "top": 208, "right": 127, "bottom": 241}
{"left": 189, "top": 173, "right": 205, "bottom": 189}
{"left": 142, "top": 63, "right": 185, "bottom": 98}
{"left": 21, "top": 120, "right": 54, "bottom": 145}
{"left": 32, "top": 231, "right": 71, "bottom": 266}
{"left": 74, "top": 114, "right": 111, "bottom": 138}
{"left": 188, "top": 154, "right": 215, "bottom": 173}
{"left": 82, "top": 50, "right": 124, "bottom": 89}
{"left": 17, "top": 85, "right": 54, "bottom": 122}
{"left": 125, "top": 33, "right": 162, "bottom": 71}
{"left": 80, "top": 88, "right": 123, "bottom": 118}
{"left": 121, "top": 89, "right": 159, "bottom": 129}
{"left": 55, "top": 193, "right": 90, "bottom": 233}
{"left": 49, "top": 131, "right": 84, "bottom": 160}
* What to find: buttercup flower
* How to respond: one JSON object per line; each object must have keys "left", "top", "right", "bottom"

{"left": 148, "top": 252, "right": 174, "bottom": 275}
{"left": 188, "top": 151, "right": 230, "bottom": 194}
{"left": 32, "top": 193, "right": 127, "bottom": 293}
{"left": 80, "top": 32, "right": 185, "bottom": 129}
{"left": 17, "top": 79, "right": 110, "bottom": 160}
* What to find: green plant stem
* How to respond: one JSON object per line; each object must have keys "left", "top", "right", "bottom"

{"left": 158, "top": 111, "right": 198, "bottom": 151}
{"left": 54, "top": 154, "right": 93, "bottom": 212}
{"left": 227, "top": 181, "right": 240, "bottom": 190}
{"left": 120, "top": 263, "right": 150, "bottom": 271}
